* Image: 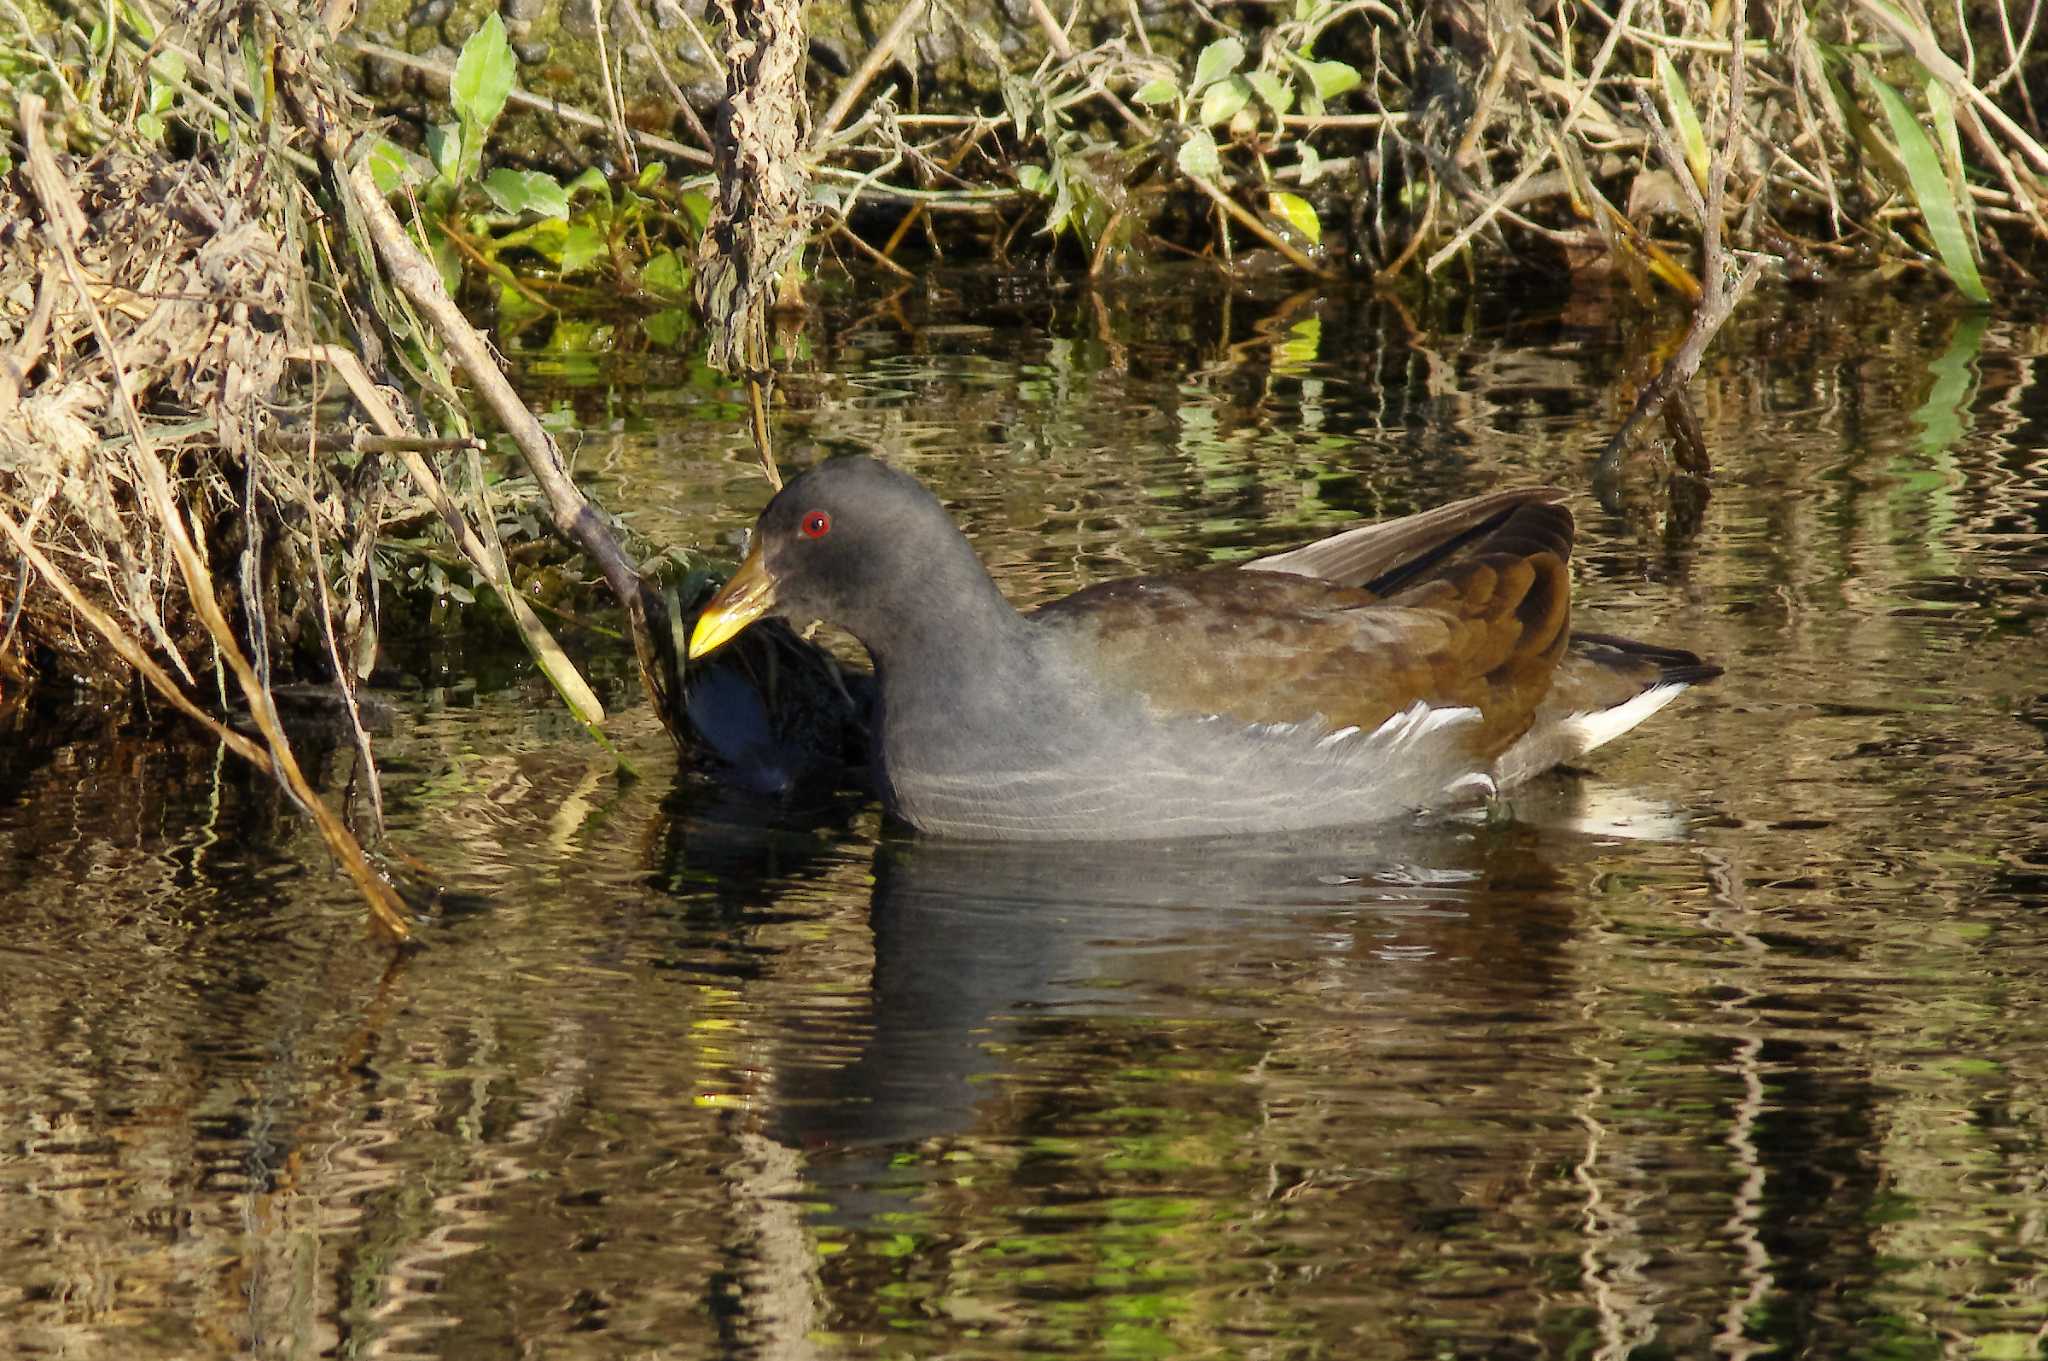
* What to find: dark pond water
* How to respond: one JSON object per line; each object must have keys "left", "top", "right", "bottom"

{"left": 4, "top": 272, "right": 2048, "bottom": 1359}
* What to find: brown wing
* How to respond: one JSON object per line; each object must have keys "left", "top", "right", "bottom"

{"left": 1247, "top": 487, "right": 1571, "bottom": 588}
{"left": 1033, "top": 499, "right": 1575, "bottom": 760}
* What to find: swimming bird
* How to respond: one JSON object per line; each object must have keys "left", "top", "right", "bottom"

{"left": 687, "top": 456, "right": 1718, "bottom": 840}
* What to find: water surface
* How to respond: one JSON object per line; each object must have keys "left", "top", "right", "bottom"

{"left": 3, "top": 274, "right": 2046, "bottom": 1358}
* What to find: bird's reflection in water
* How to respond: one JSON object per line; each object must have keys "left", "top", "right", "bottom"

{"left": 657, "top": 773, "right": 1696, "bottom": 1215}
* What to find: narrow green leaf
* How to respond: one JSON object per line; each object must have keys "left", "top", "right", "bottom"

{"left": 452, "top": 14, "right": 515, "bottom": 136}
{"left": 1133, "top": 77, "right": 1179, "bottom": 107}
{"left": 1247, "top": 70, "right": 1294, "bottom": 117}
{"left": 1268, "top": 191, "right": 1321, "bottom": 245}
{"left": 1304, "top": 59, "right": 1359, "bottom": 101}
{"left": 1924, "top": 78, "right": 1977, "bottom": 241}
{"left": 1176, "top": 128, "right": 1221, "bottom": 181}
{"left": 1200, "top": 75, "right": 1253, "bottom": 127}
{"left": 1655, "top": 50, "right": 1708, "bottom": 188}
{"left": 1867, "top": 69, "right": 1988, "bottom": 303}
{"left": 1192, "top": 37, "right": 1245, "bottom": 92}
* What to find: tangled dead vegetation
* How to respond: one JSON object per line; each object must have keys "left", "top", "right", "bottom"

{"left": 0, "top": 142, "right": 337, "bottom": 684}
{"left": 664, "top": 0, "right": 2048, "bottom": 294}
{"left": 0, "top": 0, "right": 856, "bottom": 944}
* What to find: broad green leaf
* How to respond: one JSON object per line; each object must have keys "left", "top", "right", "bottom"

{"left": 1268, "top": 191, "right": 1321, "bottom": 245}
{"left": 452, "top": 14, "right": 515, "bottom": 137}
{"left": 679, "top": 189, "right": 713, "bottom": 231}
{"left": 1867, "top": 68, "right": 1988, "bottom": 303}
{"left": 483, "top": 168, "right": 569, "bottom": 218}
{"left": 1297, "top": 142, "right": 1322, "bottom": 185}
{"left": 642, "top": 308, "right": 692, "bottom": 347}
{"left": 1303, "top": 59, "right": 1359, "bottom": 100}
{"left": 1133, "top": 77, "right": 1179, "bottom": 106}
{"left": 1200, "top": 75, "right": 1253, "bottom": 126}
{"left": 1017, "top": 164, "right": 1050, "bottom": 194}
{"left": 565, "top": 166, "right": 611, "bottom": 200}
{"left": 642, "top": 248, "right": 691, "bottom": 295}
{"left": 1191, "top": 37, "right": 1244, "bottom": 92}
{"left": 559, "top": 221, "right": 607, "bottom": 276}
{"left": 1176, "top": 128, "right": 1221, "bottom": 181}
{"left": 425, "top": 122, "right": 462, "bottom": 183}
{"left": 1655, "top": 50, "right": 1708, "bottom": 187}
{"left": 365, "top": 138, "right": 421, "bottom": 194}
{"left": 1247, "top": 70, "right": 1293, "bottom": 117}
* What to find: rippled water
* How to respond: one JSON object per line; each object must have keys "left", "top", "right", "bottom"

{"left": 3, "top": 274, "right": 2046, "bottom": 1358}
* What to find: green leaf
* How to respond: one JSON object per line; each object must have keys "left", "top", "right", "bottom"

{"left": 1133, "top": 77, "right": 1179, "bottom": 107}
{"left": 1017, "top": 163, "right": 1050, "bottom": 195}
{"left": 1268, "top": 191, "right": 1321, "bottom": 245}
{"left": 642, "top": 248, "right": 691, "bottom": 296}
{"left": 496, "top": 279, "right": 547, "bottom": 325}
{"left": 642, "top": 308, "right": 693, "bottom": 347}
{"left": 1200, "top": 75, "right": 1253, "bottom": 127}
{"left": 1276, "top": 315, "right": 1320, "bottom": 369}
{"left": 678, "top": 189, "right": 713, "bottom": 231}
{"left": 1297, "top": 142, "right": 1322, "bottom": 186}
{"left": 365, "top": 137, "right": 422, "bottom": 194}
{"left": 565, "top": 166, "right": 611, "bottom": 201}
{"left": 1176, "top": 128, "right": 1221, "bottom": 181}
{"left": 1303, "top": 59, "right": 1359, "bottom": 100}
{"left": 425, "top": 122, "right": 462, "bottom": 184}
{"left": 1247, "top": 70, "right": 1293, "bottom": 117}
{"left": 559, "top": 221, "right": 607, "bottom": 275}
{"left": 452, "top": 14, "right": 515, "bottom": 138}
{"left": 1655, "top": 50, "right": 1708, "bottom": 188}
{"left": 1924, "top": 78, "right": 1977, "bottom": 241}
{"left": 1191, "top": 37, "right": 1244, "bottom": 92}
{"left": 1866, "top": 67, "right": 1989, "bottom": 303}
{"left": 482, "top": 168, "right": 569, "bottom": 218}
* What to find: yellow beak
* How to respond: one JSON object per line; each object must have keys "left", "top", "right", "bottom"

{"left": 688, "top": 540, "right": 779, "bottom": 659}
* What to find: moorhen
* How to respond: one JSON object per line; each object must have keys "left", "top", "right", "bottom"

{"left": 687, "top": 457, "right": 1719, "bottom": 839}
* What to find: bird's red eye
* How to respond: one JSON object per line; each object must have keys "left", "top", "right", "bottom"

{"left": 800, "top": 510, "right": 832, "bottom": 539}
